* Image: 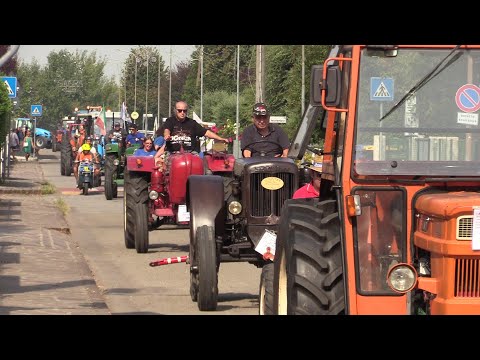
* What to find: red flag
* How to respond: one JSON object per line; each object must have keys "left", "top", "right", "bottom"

{"left": 95, "top": 107, "right": 106, "bottom": 136}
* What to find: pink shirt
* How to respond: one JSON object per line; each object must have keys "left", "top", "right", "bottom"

{"left": 292, "top": 183, "right": 319, "bottom": 199}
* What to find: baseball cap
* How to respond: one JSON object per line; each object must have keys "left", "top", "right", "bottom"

{"left": 253, "top": 102, "right": 269, "bottom": 116}
{"left": 309, "top": 155, "right": 323, "bottom": 173}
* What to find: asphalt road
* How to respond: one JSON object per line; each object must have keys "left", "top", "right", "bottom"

{"left": 41, "top": 149, "right": 262, "bottom": 314}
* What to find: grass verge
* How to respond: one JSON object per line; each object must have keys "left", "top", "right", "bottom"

{"left": 54, "top": 197, "right": 69, "bottom": 217}
{"left": 41, "top": 181, "right": 56, "bottom": 195}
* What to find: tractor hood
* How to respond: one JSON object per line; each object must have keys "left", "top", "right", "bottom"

{"left": 416, "top": 191, "right": 480, "bottom": 219}
{"left": 233, "top": 157, "right": 297, "bottom": 177}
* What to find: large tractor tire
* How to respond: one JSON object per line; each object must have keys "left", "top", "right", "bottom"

{"left": 125, "top": 171, "right": 149, "bottom": 253}
{"left": 196, "top": 225, "right": 218, "bottom": 311}
{"left": 104, "top": 154, "right": 116, "bottom": 200}
{"left": 259, "top": 262, "right": 275, "bottom": 315}
{"left": 64, "top": 143, "right": 73, "bottom": 176}
{"left": 273, "top": 199, "right": 345, "bottom": 315}
{"left": 35, "top": 136, "right": 47, "bottom": 149}
{"left": 60, "top": 149, "right": 66, "bottom": 176}
{"left": 123, "top": 169, "right": 135, "bottom": 249}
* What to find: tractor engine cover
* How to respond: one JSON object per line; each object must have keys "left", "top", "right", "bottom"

{"left": 168, "top": 152, "right": 204, "bottom": 204}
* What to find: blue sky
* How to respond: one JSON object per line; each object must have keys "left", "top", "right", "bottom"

{"left": 17, "top": 45, "right": 196, "bottom": 81}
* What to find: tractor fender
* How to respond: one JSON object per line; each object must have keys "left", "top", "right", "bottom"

{"left": 187, "top": 175, "right": 225, "bottom": 240}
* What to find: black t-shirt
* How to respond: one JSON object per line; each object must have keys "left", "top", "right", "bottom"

{"left": 163, "top": 116, "right": 207, "bottom": 152}
{"left": 241, "top": 123, "right": 290, "bottom": 157}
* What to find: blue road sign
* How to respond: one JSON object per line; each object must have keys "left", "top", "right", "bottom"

{"left": 1, "top": 76, "right": 17, "bottom": 98}
{"left": 370, "top": 77, "right": 394, "bottom": 101}
{"left": 31, "top": 105, "right": 43, "bottom": 117}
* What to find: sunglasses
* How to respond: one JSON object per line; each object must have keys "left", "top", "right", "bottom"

{"left": 144, "top": 142, "right": 153, "bottom": 145}
{"left": 176, "top": 109, "right": 187, "bottom": 113}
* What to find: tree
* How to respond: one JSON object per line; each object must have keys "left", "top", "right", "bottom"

{"left": 0, "top": 80, "right": 12, "bottom": 144}
{"left": 17, "top": 49, "right": 118, "bottom": 131}
{"left": 121, "top": 46, "right": 168, "bottom": 124}
{"left": 0, "top": 45, "right": 18, "bottom": 75}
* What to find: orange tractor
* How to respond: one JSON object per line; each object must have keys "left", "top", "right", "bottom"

{"left": 265, "top": 45, "right": 480, "bottom": 315}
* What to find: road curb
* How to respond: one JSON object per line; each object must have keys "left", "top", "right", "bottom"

{"left": 0, "top": 188, "right": 42, "bottom": 195}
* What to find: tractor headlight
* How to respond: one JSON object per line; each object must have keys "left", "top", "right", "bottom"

{"left": 228, "top": 201, "right": 242, "bottom": 215}
{"left": 113, "top": 159, "right": 120, "bottom": 166}
{"left": 149, "top": 190, "right": 159, "bottom": 200}
{"left": 387, "top": 264, "right": 417, "bottom": 293}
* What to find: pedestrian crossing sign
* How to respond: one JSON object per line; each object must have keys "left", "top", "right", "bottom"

{"left": 31, "top": 104, "right": 43, "bottom": 117}
{"left": 370, "top": 77, "right": 394, "bottom": 101}
{"left": 1, "top": 76, "right": 17, "bottom": 98}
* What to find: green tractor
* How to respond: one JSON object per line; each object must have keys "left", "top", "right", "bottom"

{"left": 104, "top": 140, "right": 139, "bottom": 200}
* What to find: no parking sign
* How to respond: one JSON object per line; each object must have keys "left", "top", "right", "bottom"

{"left": 455, "top": 84, "right": 480, "bottom": 113}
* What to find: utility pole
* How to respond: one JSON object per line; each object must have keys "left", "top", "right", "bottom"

{"left": 169, "top": 46, "right": 172, "bottom": 116}
{"left": 200, "top": 45, "right": 204, "bottom": 120}
{"left": 236, "top": 45, "right": 240, "bottom": 142}
{"left": 255, "top": 45, "right": 265, "bottom": 103}
{"left": 157, "top": 52, "right": 161, "bottom": 128}
{"left": 301, "top": 45, "right": 305, "bottom": 116}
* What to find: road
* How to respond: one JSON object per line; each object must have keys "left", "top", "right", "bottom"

{"left": 41, "top": 149, "right": 261, "bottom": 314}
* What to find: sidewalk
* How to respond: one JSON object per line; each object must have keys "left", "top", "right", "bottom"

{"left": 0, "top": 157, "right": 110, "bottom": 314}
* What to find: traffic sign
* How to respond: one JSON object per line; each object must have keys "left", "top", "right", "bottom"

{"left": 1, "top": 76, "right": 17, "bottom": 98}
{"left": 31, "top": 104, "right": 43, "bottom": 117}
{"left": 370, "top": 77, "right": 394, "bottom": 101}
{"left": 455, "top": 84, "right": 480, "bottom": 113}
{"left": 131, "top": 111, "right": 139, "bottom": 120}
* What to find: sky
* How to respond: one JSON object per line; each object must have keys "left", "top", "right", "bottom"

{"left": 17, "top": 45, "right": 196, "bottom": 81}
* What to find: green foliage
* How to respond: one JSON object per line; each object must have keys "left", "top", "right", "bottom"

{"left": 0, "top": 79, "right": 12, "bottom": 143}
{"left": 17, "top": 49, "right": 119, "bottom": 131}
{"left": 183, "top": 45, "right": 331, "bottom": 144}
{"left": 121, "top": 46, "right": 169, "bottom": 119}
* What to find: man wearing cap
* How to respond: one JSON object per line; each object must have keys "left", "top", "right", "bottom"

{"left": 292, "top": 155, "right": 323, "bottom": 199}
{"left": 241, "top": 102, "right": 290, "bottom": 158}
{"left": 163, "top": 101, "right": 229, "bottom": 153}
{"left": 107, "top": 122, "right": 127, "bottom": 145}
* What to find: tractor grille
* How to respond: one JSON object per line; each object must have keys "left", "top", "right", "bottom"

{"left": 250, "top": 172, "right": 295, "bottom": 217}
{"left": 455, "top": 258, "right": 480, "bottom": 297}
{"left": 457, "top": 216, "right": 473, "bottom": 240}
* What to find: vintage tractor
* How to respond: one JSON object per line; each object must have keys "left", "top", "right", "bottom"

{"left": 186, "top": 138, "right": 299, "bottom": 311}
{"left": 104, "top": 132, "right": 129, "bottom": 200}
{"left": 266, "top": 45, "right": 480, "bottom": 315}
{"left": 60, "top": 114, "right": 95, "bottom": 176}
{"left": 123, "top": 146, "right": 206, "bottom": 254}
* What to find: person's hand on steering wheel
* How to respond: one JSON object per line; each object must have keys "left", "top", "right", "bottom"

{"left": 242, "top": 140, "right": 284, "bottom": 157}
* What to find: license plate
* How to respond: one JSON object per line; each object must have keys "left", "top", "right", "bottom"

{"left": 83, "top": 166, "right": 90, "bottom": 171}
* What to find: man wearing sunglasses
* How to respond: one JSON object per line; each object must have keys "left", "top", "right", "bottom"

{"left": 163, "top": 101, "right": 229, "bottom": 153}
{"left": 241, "top": 102, "right": 289, "bottom": 158}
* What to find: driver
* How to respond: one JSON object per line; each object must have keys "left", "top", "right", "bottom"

{"left": 241, "top": 102, "right": 289, "bottom": 158}
{"left": 163, "top": 100, "right": 228, "bottom": 153}
{"left": 107, "top": 122, "right": 127, "bottom": 145}
{"left": 73, "top": 143, "right": 101, "bottom": 186}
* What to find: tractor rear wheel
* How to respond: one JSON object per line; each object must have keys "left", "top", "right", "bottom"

{"left": 123, "top": 169, "right": 135, "bottom": 249}
{"left": 104, "top": 154, "right": 116, "bottom": 200}
{"left": 127, "top": 171, "right": 149, "bottom": 253}
{"left": 273, "top": 199, "right": 345, "bottom": 315}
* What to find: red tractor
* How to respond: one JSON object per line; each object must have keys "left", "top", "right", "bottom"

{"left": 123, "top": 143, "right": 234, "bottom": 253}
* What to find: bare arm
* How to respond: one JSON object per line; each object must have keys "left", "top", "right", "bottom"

{"left": 155, "top": 144, "right": 165, "bottom": 158}
{"left": 205, "top": 129, "right": 228, "bottom": 142}
{"left": 281, "top": 148, "right": 289, "bottom": 157}
{"left": 164, "top": 128, "right": 171, "bottom": 140}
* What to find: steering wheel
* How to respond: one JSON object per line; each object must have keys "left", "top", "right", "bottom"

{"left": 242, "top": 140, "right": 284, "bottom": 157}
